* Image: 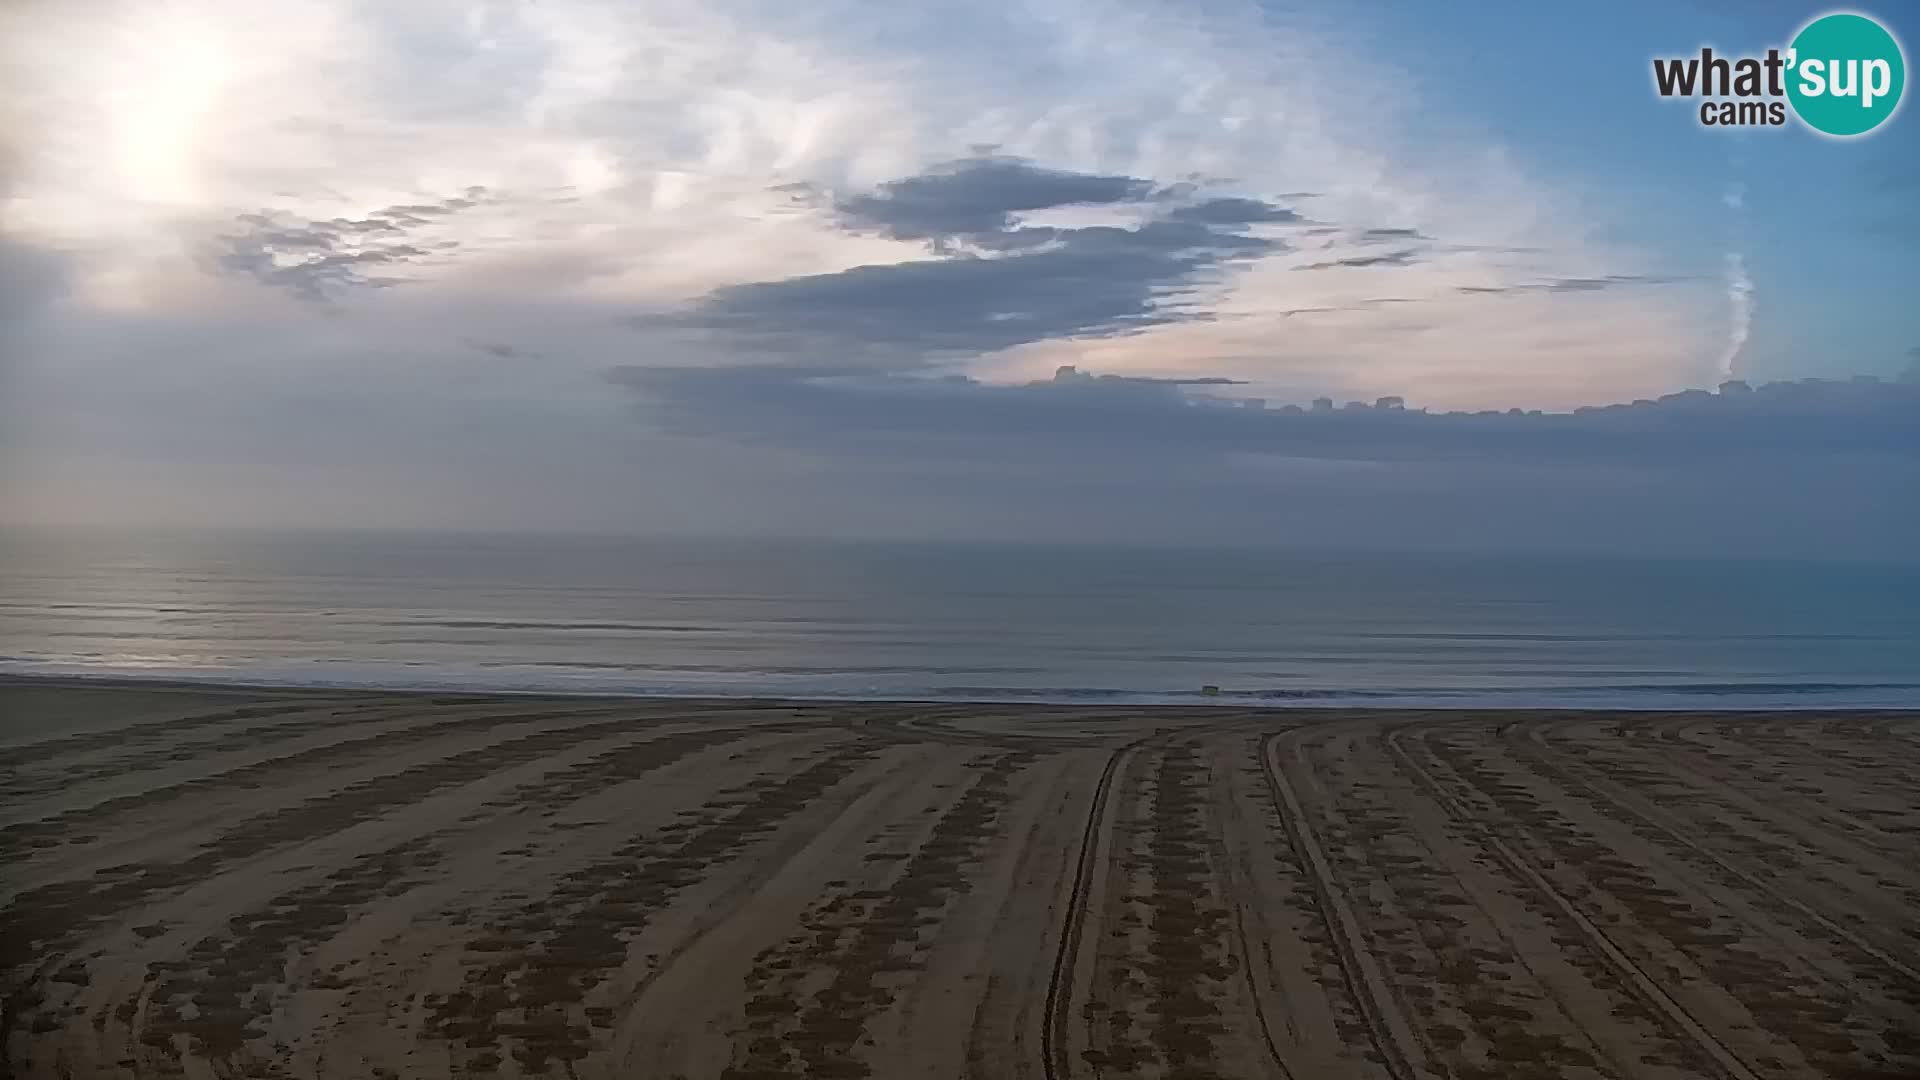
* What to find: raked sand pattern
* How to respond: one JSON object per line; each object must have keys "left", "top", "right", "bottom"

{"left": 2, "top": 682, "right": 1917, "bottom": 1079}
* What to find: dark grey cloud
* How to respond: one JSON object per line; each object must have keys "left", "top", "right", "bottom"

{"left": 212, "top": 188, "right": 487, "bottom": 301}
{"left": 660, "top": 158, "right": 1293, "bottom": 362}
{"left": 1454, "top": 273, "right": 1680, "bottom": 297}
{"left": 1545, "top": 274, "right": 1665, "bottom": 292}
{"left": 610, "top": 362, "right": 1920, "bottom": 469}
{"left": 680, "top": 240, "right": 1201, "bottom": 355}
{"left": 1282, "top": 296, "right": 1422, "bottom": 316}
{"left": 608, "top": 362, "right": 1252, "bottom": 453}
{"left": 1296, "top": 249, "right": 1421, "bottom": 270}
{"left": 216, "top": 240, "right": 420, "bottom": 299}
{"left": 1165, "top": 197, "right": 1302, "bottom": 225}
{"left": 1047, "top": 364, "right": 1243, "bottom": 387}
{"left": 461, "top": 338, "right": 539, "bottom": 361}
{"left": 245, "top": 225, "right": 336, "bottom": 250}
{"left": 1359, "top": 227, "right": 1424, "bottom": 240}
{"left": 325, "top": 216, "right": 403, "bottom": 234}
{"left": 834, "top": 156, "right": 1154, "bottom": 240}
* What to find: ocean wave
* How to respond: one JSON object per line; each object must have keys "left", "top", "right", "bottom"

{"left": 3, "top": 659, "right": 1917, "bottom": 711}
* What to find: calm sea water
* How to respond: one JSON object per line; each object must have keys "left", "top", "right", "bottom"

{"left": 2, "top": 530, "right": 1916, "bottom": 709}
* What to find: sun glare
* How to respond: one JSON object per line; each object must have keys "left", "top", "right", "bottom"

{"left": 104, "top": 7, "right": 231, "bottom": 206}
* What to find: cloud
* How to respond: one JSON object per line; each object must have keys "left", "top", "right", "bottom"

{"left": 1296, "top": 249, "right": 1422, "bottom": 270}
{"left": 1165, "top": 197, "right": 1303, "bottom": 225}
{"left": 834, "top": 156, "right": 1154, "bottom": 241}
{"left": 1047, "top": 364, "right": 1243, "bottom": 387}
{"left": 1, "top": 0, "right": 1812, "bottom": 547}
{"left": 2, "top": 0, "right": 1726, "bottom": 411}
{"left": 1547, "top": 274, "right": 1666, "bottom": 292}
{"left": 211, "top": 191, "right": 486, "bottom": 300}
{"left": 1719, "top": 177, "right": 1752, "bottom": 380}
{"left": 1720, "top": 252, "right": 1752, "bottom": 380}
{"left": 1448, "top": 273, "right": 1676, "bottom": 297}
{"left": 609, "top": 361, "right": 1920, "bottom": 467}
{"left": 461, "top": 338, "right": 539, "bottom": 361}
{"left": 659, "top": 157, "right": 1292, "bottom": 362}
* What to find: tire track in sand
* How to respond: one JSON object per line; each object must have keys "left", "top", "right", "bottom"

{"left": 1514, "top": 717, "right": 1920, "bottom": 985}
{"left": 1211, "top": 736, "right": 1297, "bottom": 1080}
{"left": 0, "top": 710, "right": 717, "bottom": 991}
{"left": 2, "top": 708, "right": 674, "bottom": 1078}
{"left": 1040, "top": 735, "right": 1154, "bottom": 1080}
{"left": 1256, "top": 728, "right": 1426, "bottom": 1080}
{"left": 0, "top": 701, "right": 429, "bottom": 812}
{"left": 0, "top": 700, "right": 335, "bottom": 774}
{"left": 1381, "top": 721, "right": 1761, "bottom": 1080}
{"left": 0, "top": 704, "right": 654, "bottom": 865}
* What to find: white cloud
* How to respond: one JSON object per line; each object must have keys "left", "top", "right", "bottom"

{"left": 1721, "top": 251, "right": 1753, "bottom": 380}
{"left": 1719, "top": 178, "right": 1753, "bottom": 381}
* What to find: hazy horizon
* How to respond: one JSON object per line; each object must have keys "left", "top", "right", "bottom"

{"left": 5, "top": 514, "right": 1920, "bottom": 567}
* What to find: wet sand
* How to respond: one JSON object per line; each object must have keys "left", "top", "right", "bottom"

{"left": 2, "top": 680, "right": 1916, "bottom": 1079}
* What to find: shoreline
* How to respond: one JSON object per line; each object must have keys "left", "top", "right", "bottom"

{"left": 4, "top": 670, "right": 1918, "bottom": 715}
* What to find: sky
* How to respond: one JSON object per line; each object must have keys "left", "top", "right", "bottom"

{"left": 1, "top": 0, "right": 1916, "bottom": 557}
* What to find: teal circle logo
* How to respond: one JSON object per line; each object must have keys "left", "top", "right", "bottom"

{"left": 1787, "top": 13, "right": 1905, "bottom": 136}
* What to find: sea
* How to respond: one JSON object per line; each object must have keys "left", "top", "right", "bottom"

{"left": 2, "top": 529, "right": 1917, "bottom": 710}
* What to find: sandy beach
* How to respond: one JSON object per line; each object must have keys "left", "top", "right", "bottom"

{"left": 1, "top": 681, "right": 1915, "bottom": 1079}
